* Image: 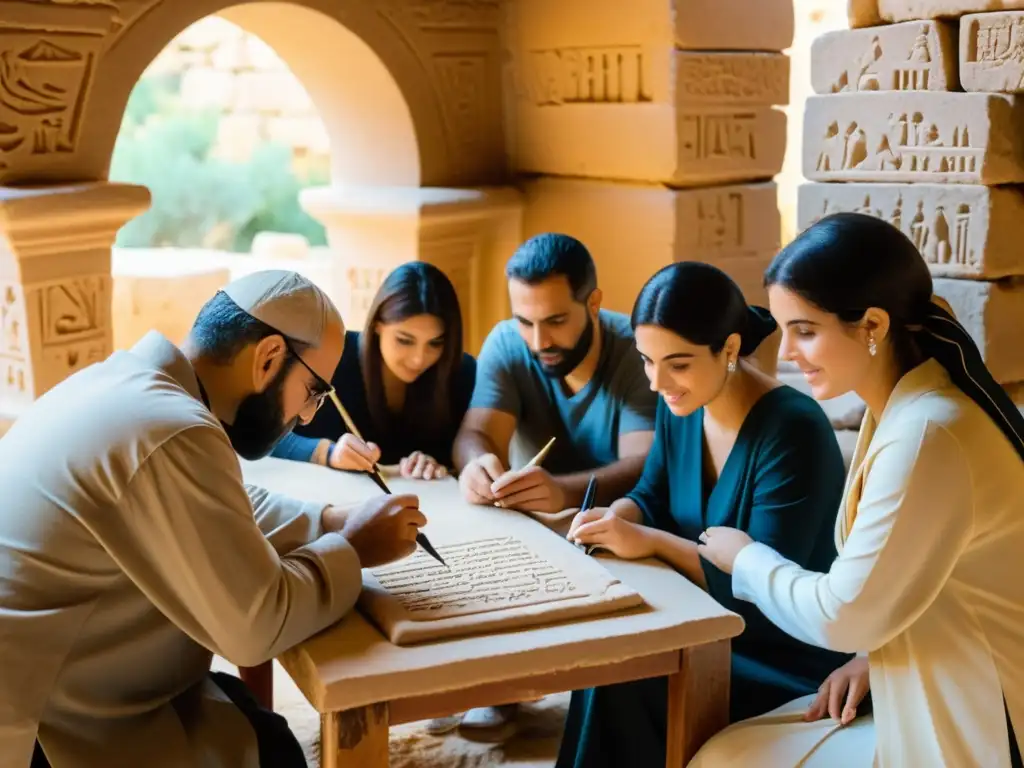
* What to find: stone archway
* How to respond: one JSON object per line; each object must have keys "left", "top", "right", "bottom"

{"left": 0, "top": 0, "right": 520, "bottom": 424}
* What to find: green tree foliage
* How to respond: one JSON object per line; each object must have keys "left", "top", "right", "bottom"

{"left": 111, "top": 75, "right": 328, "bottom": 252}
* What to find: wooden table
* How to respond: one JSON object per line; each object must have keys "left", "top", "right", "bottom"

{"left": 242, "top": 458, "right": 745, "bottom": 767}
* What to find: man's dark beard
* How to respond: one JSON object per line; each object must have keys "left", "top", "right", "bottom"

{"left": 222, "top": 366, "right": 296, "bottom": 460}
{"left": 534, "top": 315, "right": 594, "bottom": 379}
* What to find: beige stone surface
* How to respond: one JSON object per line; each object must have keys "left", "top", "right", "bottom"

{"left": 934, "top": 277, "right": 1024, "bottom": 384}
{"left": 517, "top": 0, "right": 794, "bottom": 54}
{"left": 515, "top": 46, "right": 789, "bottom": 183}
{"left": 803, "top": 93, "right": 1024, "bottom": 184}
{"left": 961, "top": 12, "right": 1024, "bottom": 92}
{"left": 239, "top": 457, "right": 743, "bottom": 713}
{"left": 812, "top": 21, "right": 958, "bottom": 94}
{"left": 522, "top": 178, "right": 781, "bottom": 313}
{"left": 112, "top": 262, "right": 230, "bottom": 351}
{"left": 850, "top": 0, "right": 1024, "bottom": 26}
{"left": 798, "top": 183, "right": 1024, "bottom": 279}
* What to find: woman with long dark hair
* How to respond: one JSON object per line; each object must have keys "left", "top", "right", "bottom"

{"left": 695, "top": 213, "right": 1024, "bottom": 766}
{"left": 272, "top": 262, "right": 475, "bottom": 478}
{"left": 556, "top": 262, "right": 853, "bottom": 768}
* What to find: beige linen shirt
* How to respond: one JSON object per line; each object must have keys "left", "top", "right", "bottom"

{"left": 0, "top": 332, "right": 363, "bottom": 768}
{"left": 733, "top": 359, "right": 1024, "bottom": 767}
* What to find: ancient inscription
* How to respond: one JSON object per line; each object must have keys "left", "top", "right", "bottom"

{"left": 371, "top": 536, "right": 579, "bottom": 619}
{"left": 676, "top": 53, "right": 789, "bottom": 106}
{"left": 529, "top": 46, "right": 652, "bottom": 105}
{"left": 680, "top": 113, "right": 758, "bottom": 162}
{"left": 961, "top": 12, "right": 1024, "bottom": 92}
{"left": 345, "top": 266, "right": 387, "bottom": 319}
{"left": 41, "top": 277, "right": 108, "bottom": 345}
{"left": 696, "top": 192, "right": 745, "bottom": 250}
{"left": 433, "top": 53, "right": 487, "bottom": 157}
{"left": 797, "top": 183, "right": 1024, "bottom": 279}
{"left": 0, "top": 284, "right": 28, "bottom": 396}
{"left": 813, "top": 21, "right": 956, "bottom": 94}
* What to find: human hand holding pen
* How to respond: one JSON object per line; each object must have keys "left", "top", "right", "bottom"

{"left": 325, "top": 494, "right": 425, "bottom": 568}
{"left": 326, "top": 434, "right": 381, "bottom": 472}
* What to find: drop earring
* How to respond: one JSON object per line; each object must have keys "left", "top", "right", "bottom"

{"left": 727, "top": 359, "right": 737, "bottom": 373}
{"left": 868, "top": 334, "right": 877, "bottom": 357}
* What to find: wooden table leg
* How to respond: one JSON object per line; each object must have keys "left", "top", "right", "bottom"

{"left": 239, "top": 662, "right": 274, "bottom": 710}
{"left": 321, "top": 702, "right": 389, "bottom": 768}
{"left": 665, "top": 640, "right": 731, "bottom": 767}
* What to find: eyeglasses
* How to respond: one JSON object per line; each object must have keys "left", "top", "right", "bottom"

{"left": 282, "top": 338, "right": 334, "bottom": 411}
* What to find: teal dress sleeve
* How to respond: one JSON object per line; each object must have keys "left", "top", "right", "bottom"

{"left": 624, "top": 399, "right": 671, "bottom": 526}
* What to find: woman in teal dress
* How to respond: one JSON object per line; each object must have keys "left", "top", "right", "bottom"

{"left": 558, "top": 262, "right": 855, "bottom": 768}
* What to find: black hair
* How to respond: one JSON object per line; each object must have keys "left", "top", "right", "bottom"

{"left": 764, "top": 212, "right": 933, "bottom": 374}
{"left": 505, "top": 233, "right": 597, "bottom": 302}
{"left": 361, "top": 261, "right": 463, "bottom": 435}
{"left": 631, "top": 262, "right": 776, "bottom": 356}
{"left": 189, "top": 290, "right": 311, "bottom": 365}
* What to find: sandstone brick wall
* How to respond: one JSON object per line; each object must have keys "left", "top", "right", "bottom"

{"left": 144, "top": 16, "right": 329, "bottom": 172}
{"left": 799, "top": 1, "right": 1024, "bottom": 407}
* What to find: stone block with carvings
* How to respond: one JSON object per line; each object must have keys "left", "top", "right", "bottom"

{"left": 812, "top": 21, "right": 958, "bottom": 94}
{"left": 798, "top": 183, "right": 1024, "bottom": 280}
{"left": 522, "top": 178, "right": 781, "bottom": 313}
{"left": 803, "top": 92, "right": 1024, "bottom": 185}
{"left": 516, "top": 48, "right": 789, "bottom": 185}
{"left": 934, "top": 277, "right": 1024, "bottom": 385}
{"left": 850, "top": 0, "right": 1024, "bottom": 27}
{"left": 961, "top": 12, "right": 1024, "bottom": 93}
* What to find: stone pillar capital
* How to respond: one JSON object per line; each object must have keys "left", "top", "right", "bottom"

{"left": 0, "top": 181, "right": 151, "bottom": 424}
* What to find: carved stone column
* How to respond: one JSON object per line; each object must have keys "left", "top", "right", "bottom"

{"left": 301, "top": 186, "right": 522, "bottom": 355}
{"left": 0, "top": 182, "right": 151, "bottom": 424}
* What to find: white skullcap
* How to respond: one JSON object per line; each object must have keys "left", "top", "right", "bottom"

{"left": 220, "top": 270, "right": 341, "bottom": 346}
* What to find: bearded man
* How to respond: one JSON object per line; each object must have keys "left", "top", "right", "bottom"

{"left": 0, "top": 271, "right": 424, "bottom": 768}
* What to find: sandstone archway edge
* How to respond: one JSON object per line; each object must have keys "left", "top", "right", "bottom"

{"left": 0, "top": 0, "right": 516, "bottom": 426}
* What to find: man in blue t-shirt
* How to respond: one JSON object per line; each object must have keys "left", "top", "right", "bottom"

{"left": 454, "top": 232, "right": 657, "bottom": 515}
{"left": 448, "top": 232, "right": 657, "bottom": 739}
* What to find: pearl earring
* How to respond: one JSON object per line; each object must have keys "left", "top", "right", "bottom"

{"left": 868, "top": 334, "right": 877, "bottom": 357}
{"left": 727, "top": 359, "right": 737, "bottom": 373}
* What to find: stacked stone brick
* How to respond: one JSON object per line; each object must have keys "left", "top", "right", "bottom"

{"left": 798, "top": 1, "right": 1024, "bottom": 407}
{"left": 510, "top": 0, "right": 795, "bottom": 312}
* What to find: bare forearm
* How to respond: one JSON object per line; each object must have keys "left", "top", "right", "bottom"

{"left": 556, "top": 455, "right": 646, "bottom": 507}
{"left": 649, "top": 529, "right": 708, "bottom": 589}
{"left": 452, "top": 429, "right": 504, "bottom": 474}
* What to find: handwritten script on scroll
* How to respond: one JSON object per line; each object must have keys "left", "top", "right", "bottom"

{"left": 370, "top": 536, "right": 581, "bottom": 620}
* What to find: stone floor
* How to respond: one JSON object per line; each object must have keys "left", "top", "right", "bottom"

{"left": 212, "top": 658, "right": 566, "bottom": 768}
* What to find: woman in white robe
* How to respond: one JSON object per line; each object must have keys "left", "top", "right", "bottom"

{"left": 694, "top": 213, "right": 1024, "bottom": 767}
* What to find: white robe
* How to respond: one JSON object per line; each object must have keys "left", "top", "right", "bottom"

{"left": 0, "top": 332, "right": 363, "bottom": 767}
{"left": 691, "top": 359, "right": 1024, "bottom": 767}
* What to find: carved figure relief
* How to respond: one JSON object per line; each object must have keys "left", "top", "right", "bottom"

{"left": 680, "top": 113, "right": 758, "bottom": 163}
{"left": 371, "top": 536, "right": 579, "bottom": 620}
{"left": 806, "top": 192, "right": 977, "bottom": 270}
{"left": 815, "top": 111, "right": 977, "bottom": 176}
{"left": 823, "top": 22, "right": 949, "bottom": 94}
{"left": 529, "top": 46, "right": 652, "bottom": 106}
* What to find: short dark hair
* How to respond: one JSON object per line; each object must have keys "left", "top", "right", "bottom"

{"left": 505, "top": 233, "right": 597, "bottom": 302}
{"left": 764, "top": 213, "right": 933, "bottom": 374}
{"left": 189, "top": 290, "right": 311, "bottom": 364}
{"left": 632, "top": 262, "right": 776, "bottom": 356}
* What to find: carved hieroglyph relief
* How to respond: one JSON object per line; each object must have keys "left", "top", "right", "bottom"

{"left": 811, "top": 20, "right": 957, "bottom": 94}
{"left": 0, "top": 283, "right": 30, "bottom": 400}
{"left": 433, "top": 52, "right": 488, "bottom": 160}
{"left": 528, "top": 45, "right": 653, "bottom": 106}
{"left": 376, "top": 0, "right": 501, "bottom": 31}
{"left": 961, "top": 12, "right": 1024, "bottom": 92}
{"left": 853, "top": 0, "right": 1024, "bottom": 28}
{"left": 0, "top": 0, "right": 160, "bottom": 175}
{"left": 804, "top": 93, "right": 1024, "bottom": 184}
{"left": 677, "top": 182, "right": 781, "bottom": 261}
{"left": 370, "top": 536, "right": 580, "bottom": 620}
{"left": 345, "top": 266, "right": 388, "bottom": 321}
{"left": 34, "top": 275, "right": 111, "bottom": 382}
{"left": 798, "top": 183, "right": 1024, "bottom": 280}
{"left": 675, "top": 53, "right": 789, "bottom": 106}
